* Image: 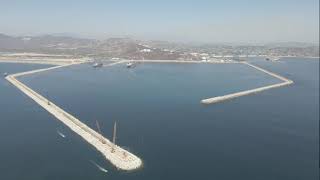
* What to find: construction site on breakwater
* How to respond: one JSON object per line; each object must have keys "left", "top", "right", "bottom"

{"left": 4, "top": 60, "right": 142, "bottom": 171}
{"left": 2, "top": 57, "right": 293, "bottom": 171}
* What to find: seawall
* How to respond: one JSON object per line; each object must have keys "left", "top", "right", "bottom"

{"left": 201, "top": 62, "right": 293, "bottom": 104}
{"left": 5, "top": 62, "right": 142, "bottom": 170}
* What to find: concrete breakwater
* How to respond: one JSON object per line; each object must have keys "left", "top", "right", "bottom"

{"left": 3, "top": 58, "right": 292, "bottom": 169}
{"left": 201, "top": 62, "right": 293, "bottom": 104}
{"left": 103, "top": 60, "right": 126, "bottom": 67}
{"left": 5, "top": 63, "right": 142, "bottom": 171}
{"left": 119, "top": 59, "right": 240, "bottom": 64}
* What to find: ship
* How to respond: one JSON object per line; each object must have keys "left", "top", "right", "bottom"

{"left": 126, "top": 62, "right": 136, "bottom": 68}
{"left": 266, "top": 57, "right": 280, "bottom": 61}
{"left": 93, "top": 62, "right": 103, "bottom": 68}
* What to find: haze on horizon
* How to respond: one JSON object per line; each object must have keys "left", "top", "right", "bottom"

{"left": 0, "top": 0, "right": 319, "bottom": 43}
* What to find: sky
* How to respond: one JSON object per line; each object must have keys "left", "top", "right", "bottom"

{"left": 0, "top": 0, "right": 319, "bottom": 43}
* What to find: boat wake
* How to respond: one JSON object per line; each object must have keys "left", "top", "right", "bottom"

{"left": 90, "top": 160, "right": 108, "bottom": 173}
{"left": 57, "top": 130, "right": 66, "bottom": 138}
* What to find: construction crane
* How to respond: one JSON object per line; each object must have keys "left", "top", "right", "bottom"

{"left": 96, "top": 120, "right": 106, "bottom": 144}
{"left": 46, "top": 92, "right": 50, "bottom": 105}
{"left": 111, "top": 121, "right": 117, "bottom": 153}
{"left": 113, "top": 121, "right": 117, "bottom": 144}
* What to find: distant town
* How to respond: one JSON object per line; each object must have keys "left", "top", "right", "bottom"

{"left": 0, "top": 33, "right": 318, "bottom": 62}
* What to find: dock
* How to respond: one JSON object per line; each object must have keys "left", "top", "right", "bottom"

{"left": 201, "top": 62, "right": 293, "bottom": 104}
{"left": 5, "top": 62, "right": 142, "bottom": 171}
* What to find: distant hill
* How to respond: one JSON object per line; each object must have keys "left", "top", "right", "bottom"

{"left": 0, "top": 33, "right": 318, "bottom": 59}
{"left": 265, "top": 42, "right": 319, "bottom": 48}
{"left": 0, "top": 33, "right": 184, "bottom": 59}
{"left": 0, "top": 33, "right": 93, "bottom": 52}
{"left": 0, "top": 33, "right": 24, "bottom": 50}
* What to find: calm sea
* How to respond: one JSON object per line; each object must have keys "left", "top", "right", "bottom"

{"left": 0, "top": 58, "right": 318, "bottom": 180}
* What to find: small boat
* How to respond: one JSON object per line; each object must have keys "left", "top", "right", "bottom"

{"left": 126, "top": 62, "right": 133, "bottom": 68}
{"left": 93, "top": 62, "right": 103, "bottom": 68}
{"left": 266, "top": 57, "right": 280, "bottom": 61}
{"left": 272, "top": 57, "right": 280, "bottom": 61}
{"left": 3, "top": 72, "right": 8, "bottom": 77}
{"left": 57, "top": 130, "right": 66, "bottom": 138}
{"left": 90, "top": 160, "right": 108, "bottom": 173}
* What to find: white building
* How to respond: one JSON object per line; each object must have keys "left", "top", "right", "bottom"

{"left": 140, "top": 49, "right": 152, "bottom": 53}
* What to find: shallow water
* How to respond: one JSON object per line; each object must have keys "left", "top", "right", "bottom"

{"left": 0, "top": 58, "right": 319, "bottom": 180}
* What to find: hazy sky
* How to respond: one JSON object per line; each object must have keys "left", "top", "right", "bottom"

{"left": 0, "top": 0, "right": 319, "bottom": 43}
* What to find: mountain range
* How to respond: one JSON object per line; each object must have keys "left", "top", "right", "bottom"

{"left": 0, "top": 33, "right": 318, "bottom": 59}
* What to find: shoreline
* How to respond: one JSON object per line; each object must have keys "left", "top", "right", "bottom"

{"left": 0, "top": 58, "right": 88, "bottom": 66}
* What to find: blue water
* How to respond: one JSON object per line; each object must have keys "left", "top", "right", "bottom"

{"left": 0, "top": 58, "right": 318, "bottom": 179}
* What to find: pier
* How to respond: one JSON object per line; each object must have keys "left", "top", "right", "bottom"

{"left": 5, "top": 63, "right": 142, "bottom": 171}
{"left": 201, "top": 62, "right": 293, "bottom": 104}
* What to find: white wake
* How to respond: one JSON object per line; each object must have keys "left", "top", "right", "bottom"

{"left": 57, "top": 130, "right": 66, "bottom": 138}
{"left": 90, "top": 160, "right": 108, "bottom": 173}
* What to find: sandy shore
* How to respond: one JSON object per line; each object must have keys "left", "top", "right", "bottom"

{"left": 0, "top": 56, "right": 89, "bottom": 65}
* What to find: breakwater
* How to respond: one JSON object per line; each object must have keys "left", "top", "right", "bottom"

{"left": 201, "top": 62, "right": 293, "bottom": 104}
{"left": 5, "top": 63, "right": 142, "bottom": 170}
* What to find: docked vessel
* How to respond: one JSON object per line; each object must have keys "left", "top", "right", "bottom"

{"left": 266, "top": 57, "right": 280, "bottom": 61}
{"left": 126, "top": 62, "right": 134, "bottom": 68}
{"left": 93, "top": 62, "right": 103, "bottom": 68}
